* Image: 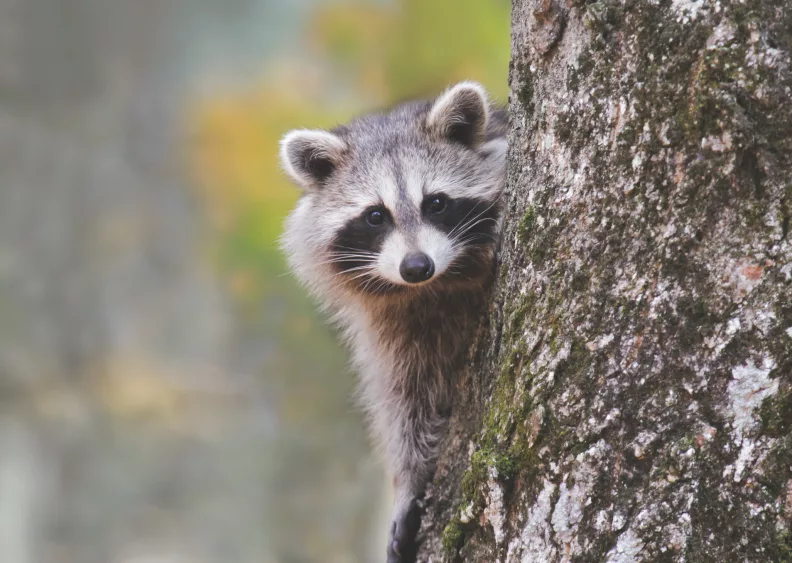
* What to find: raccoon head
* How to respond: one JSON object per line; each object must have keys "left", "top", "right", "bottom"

{"left": 279, "top": 82, "right": 507, "bottom": 302}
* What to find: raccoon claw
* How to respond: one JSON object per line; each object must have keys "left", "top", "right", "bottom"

{"left": 387, "top": 538, "right": 402, "bottom": 562}
{"left": 386, "top": 501, "right": 421, "bottom": 563}
{"left": 387, "top": 537, "right": 414, "bottom": 563}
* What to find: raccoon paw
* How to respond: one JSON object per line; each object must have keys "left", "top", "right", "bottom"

{"left": 386, "top": 499, "right": 421, "bottom": 563}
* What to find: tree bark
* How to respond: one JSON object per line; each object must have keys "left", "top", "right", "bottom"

{"left": 417, "top": 0, "right": 792, "bottom": 561}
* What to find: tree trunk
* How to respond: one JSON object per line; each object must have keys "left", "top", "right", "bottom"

{"left": 417, "top": 0, "right": 792, "bottom": 561}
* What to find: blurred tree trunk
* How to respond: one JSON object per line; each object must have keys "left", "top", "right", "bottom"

{"left": 417, "top": 0, "right": 792, "bottom": 561}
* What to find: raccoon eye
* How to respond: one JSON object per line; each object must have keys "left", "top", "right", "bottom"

{"left": 426, "top": 195, "right": 448, "bottom": 215}
{"left": 366, "top": 208, "right": 386, "bottom": 226}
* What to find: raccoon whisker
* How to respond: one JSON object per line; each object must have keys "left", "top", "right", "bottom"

{"left": 375, "top": 276, "right": 396, "bottom": 293}
{"left": 357, "top": 278, "right": 379, "bottom": 293}
{"left": 328, "top": 255, "right": 379, "bottom": 262}
{"left": 321, "top": 251, "right": 379, "bottom": 264}
{"left": 345, "top": 268, "right": 379, "bottom": 282}
{"left": 332, "top": 245, "right": 380, "bottom": 256}
{"left": 347, "top": 266, "right": 377, "bottom": 277}
{"left": 453, "top": 216, "right": 499, "bottom": 239}
{"left": 328, "top": 252, "right": 378, "bottom": 257}
{"left": 326, "top": 259, "right": 378, "bottom": 268}
{"left": 369, "top": 279, "right": 390, "bottom": 296}
{"left": 358, "top": 276, "right": 374, "bottom": 292}
{"left": 369, "top": 275, "right": 400, "bottom": 297}
{"left": 447, "top": 241, "right": 479, "bottom": 257}
{"left": 320, "top": 255, "right": 379, "bottom": 267}
{"left": 448, "top": 201, "right": 498, "bottom": 238}
{"left": 322, "top": 258, "right": 377, "bottom": 267}
{"left": 365, "top": 277, "right": 391, "bottom": 297}
{"left": 357, "top": 270, "right": 384, "bottom": 290}
{"left": 460, "top": 200, "right": 497, "bottom": 226}
{"left": 451, "top": 228, "right": 500, "bottom": 246}
{"left": 463, "top": 216, "right": 499, "bottom": 230}
{"left": 332, "top": 266, "right": 378, "bottom": 280}
{"left": 278, "top": 256, "right": 376, "bottom": 278}
{"left": 333, "top": 244, "right": 376, "bottom": 251}
{"left": 446, "top": 203, "right": 483, "bottom": 239}
{"left": 448, "top": 221, "right": 497, "bottom": 248}
{"left": 359, "top": 276, "right": 385, "bottom": 297}
{"left": 449, "top": 237, "right": 474, "bottom": 250}
{"left": 452, "top": 233, "right": 499, "bottom": 248}
{"left": 368, "top": 282, "right": 385, "bottom": 296}
{"left": 326, "top": 253, "right": 379, "bottom": 261}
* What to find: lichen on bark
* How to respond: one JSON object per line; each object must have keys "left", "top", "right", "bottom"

{"left": 417, "top": 0, "right": 792, "bottom": 561}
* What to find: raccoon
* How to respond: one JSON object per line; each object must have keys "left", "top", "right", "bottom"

{"left": 279, "top": 82, "right": 507, "bottom": 562}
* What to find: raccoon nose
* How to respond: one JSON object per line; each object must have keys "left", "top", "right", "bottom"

{"left": 399, "top": 253, "right": 435, "bottom": 284}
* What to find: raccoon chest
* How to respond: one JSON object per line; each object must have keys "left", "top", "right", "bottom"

{"left": 377, "top": 303, "right": 478, "bottom": 377}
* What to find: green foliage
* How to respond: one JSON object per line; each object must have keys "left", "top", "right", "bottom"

{"left": 382, "top": 0, "right": 510, "bottom": 101}
{"left": 312, "top": 0, "right": 511, "bottom": 104}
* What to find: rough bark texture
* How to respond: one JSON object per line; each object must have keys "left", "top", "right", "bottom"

{"left": 417, "top": 0, "right": 792, "bottom": 561}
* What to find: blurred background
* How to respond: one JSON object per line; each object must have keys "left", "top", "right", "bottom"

{"left": 0, "top": 0, "right": 508, "bottom": 561}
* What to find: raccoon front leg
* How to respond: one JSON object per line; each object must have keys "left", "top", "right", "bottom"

{"left": 385, "top": 405, "right": 448, "bottom": 563}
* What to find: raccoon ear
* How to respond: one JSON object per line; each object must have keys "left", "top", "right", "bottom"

{"left": 280, "top": 129, "right": 347, "bottom": 189}
{"left": 426, "top": 81, "right": 490, "bottom": 147}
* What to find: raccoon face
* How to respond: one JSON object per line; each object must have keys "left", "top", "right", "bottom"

{"left": 280, "top": 82, "right": 507, "bottom": 299}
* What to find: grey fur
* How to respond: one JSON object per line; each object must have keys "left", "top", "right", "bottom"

{"left": 279, "top": 82, "right": 507, "bottom": 562}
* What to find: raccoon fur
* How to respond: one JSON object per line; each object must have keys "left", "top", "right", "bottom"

{"left": 279, "top": 82, "right": 507, "bottom": 563}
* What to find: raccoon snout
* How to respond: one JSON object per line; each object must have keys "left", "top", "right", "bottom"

{"left": 399, "top": 253, "right": 435, "bottom": 284}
